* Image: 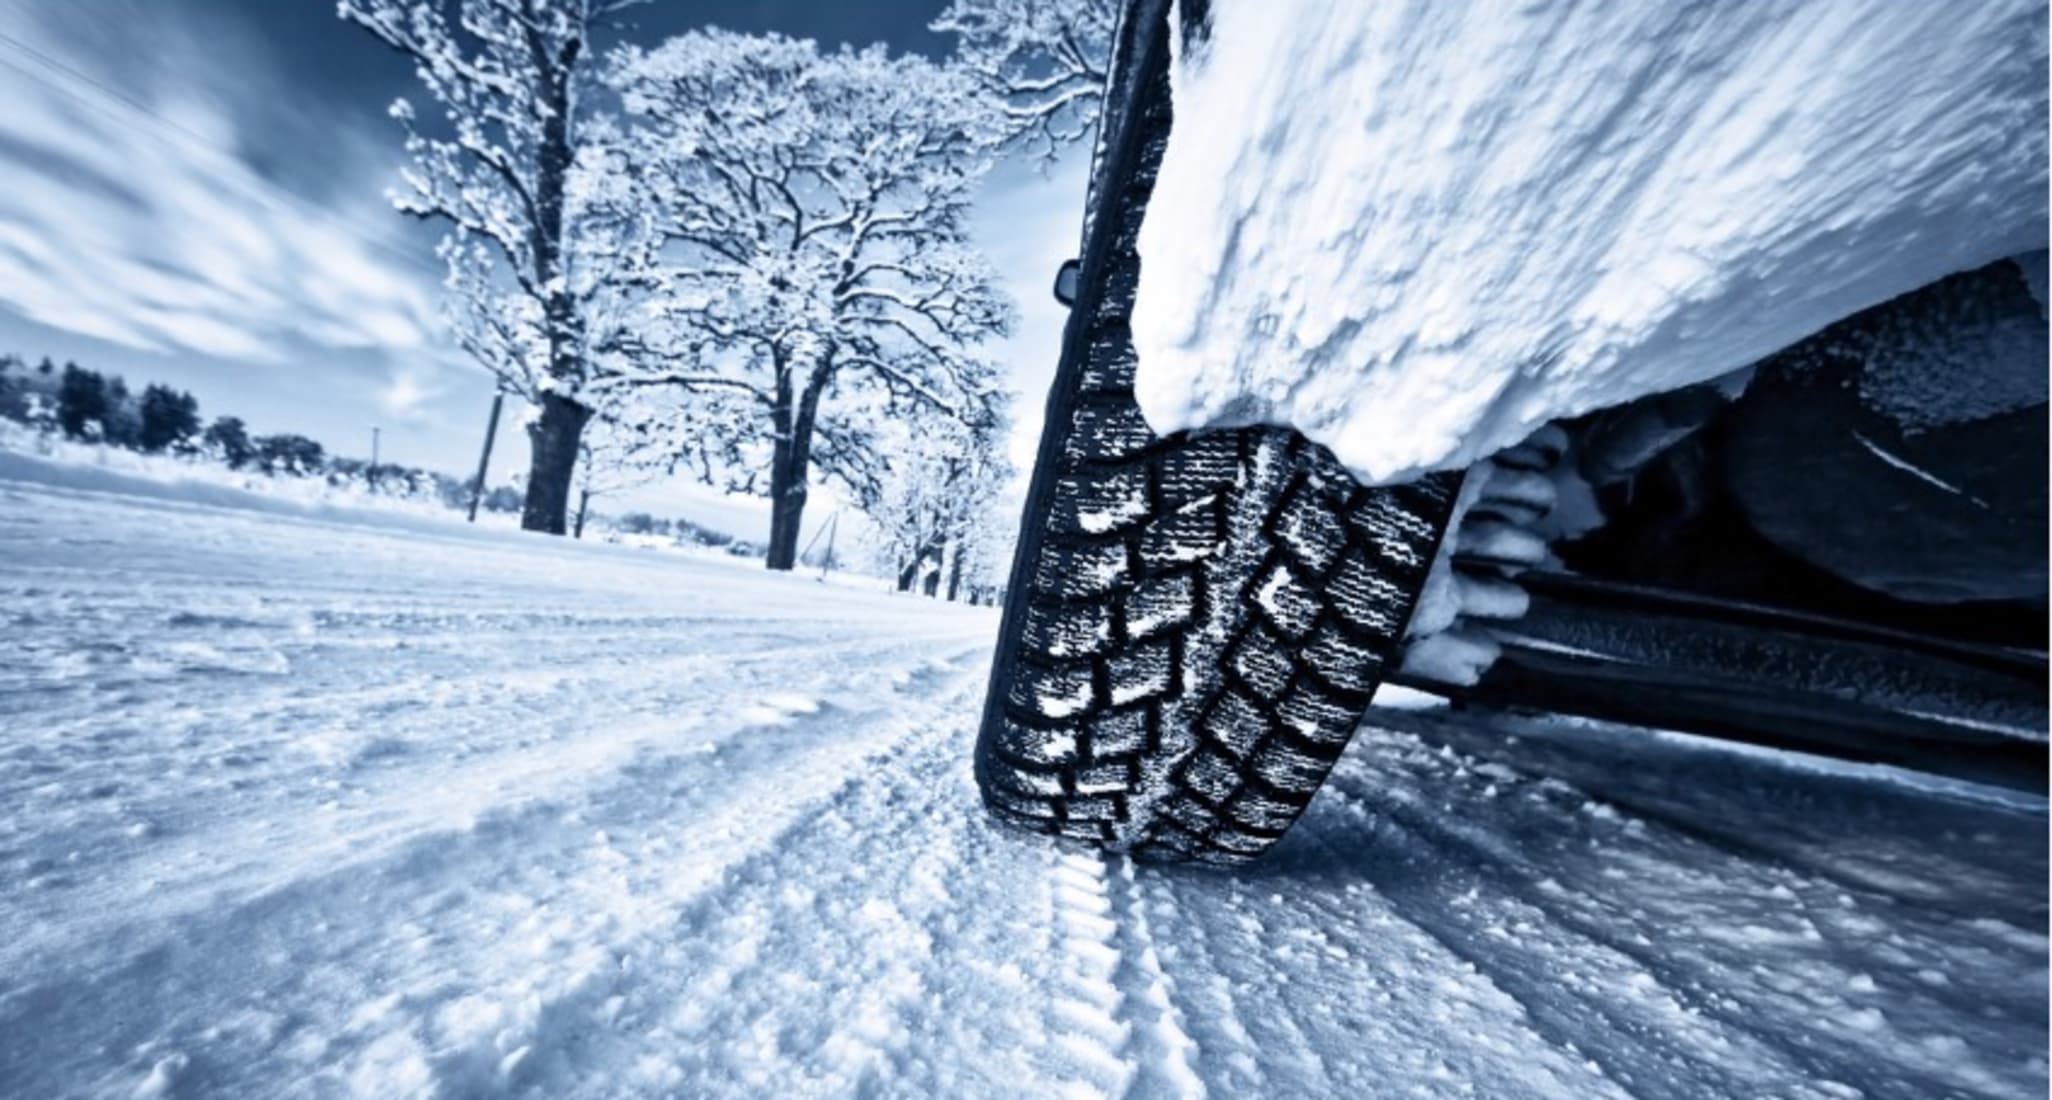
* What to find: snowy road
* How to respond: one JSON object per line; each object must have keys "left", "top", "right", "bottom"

{"left": 1, "top": 463, "right": 2044, "bottom": 1099}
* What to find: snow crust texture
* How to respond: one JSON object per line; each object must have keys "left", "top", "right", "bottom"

{"left": 1132, "top": 0, "right": 2048, "bottom": 485}
{"left": 0, "top": 461, "right": 2044, "bottom": 1097}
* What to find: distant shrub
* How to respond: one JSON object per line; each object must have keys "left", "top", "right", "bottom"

{"left": 254, "top": 433, "right": 326, "bottom": 477}
{"left": 56, "top": 364, "right": 107, "bottom": 440}
{"left": 203, "top": 416, "right": 256, "bottom": 469}
{"left": 138, "top": 385, "right": 201, "bottom": 453}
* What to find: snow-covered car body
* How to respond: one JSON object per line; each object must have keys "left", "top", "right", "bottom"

{"left": 976, "top": 0, "right": 2047, "bottom": 864}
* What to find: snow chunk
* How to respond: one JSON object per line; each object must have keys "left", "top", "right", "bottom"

{"left": 1133, "top": 0, "right": 2047, "bottom": 485}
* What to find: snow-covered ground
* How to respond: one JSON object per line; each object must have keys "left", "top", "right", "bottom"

{"left": 0, "top": 422, "right": 508, "bottom": 530}
{"left": 1133, "top": 0, "right": 2047, "bottom": 486}
{"left": 0, "top": 463, "right": 2043, "bottom": 1098}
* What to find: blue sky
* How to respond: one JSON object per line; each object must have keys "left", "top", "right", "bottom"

{"left": 0, "top": 0, "right": 1085, "bottom": 534}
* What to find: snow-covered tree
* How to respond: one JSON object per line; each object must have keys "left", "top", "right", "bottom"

{"left": 868, "top": 414, "right": 1012, "bottom": 598}
{"left": 949, "top": 493, "right": 1017, "bottom": 604}
{"left": 932, "top": 0, "right": 1118, "bottom": 159}
{"left": 608, "top": 32, "right": 1015, "bottom": 570}
{"left": 340, "top": 0, "right": 649, "bottom": 535}
{"left": 569, "top": 399, "right": 669, "bottom": 538}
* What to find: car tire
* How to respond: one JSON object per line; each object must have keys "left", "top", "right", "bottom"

{"left": 974, "top": 1, "right": 1459, "bottom": 864}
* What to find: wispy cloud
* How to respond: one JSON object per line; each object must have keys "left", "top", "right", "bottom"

{"left": 375, "top": 364, "right": 450, "bottom": 424}
{"left": 0, "top": 3, "right": 444, "bottom": 366}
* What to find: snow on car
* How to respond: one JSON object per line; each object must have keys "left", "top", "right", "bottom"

{"left": 1131, "top": 0, "right": 2047, "bottom": 486}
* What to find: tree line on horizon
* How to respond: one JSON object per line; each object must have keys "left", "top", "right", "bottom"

{"left": 0, "top": 353, "right": 848, "bottom": 569}
{"left": 0, "top": 353, "right": 528, "bottom": 514}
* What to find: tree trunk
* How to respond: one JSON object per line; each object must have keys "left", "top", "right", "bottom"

{"left": 946, "top": 541, "right": 964, "bottom": 602}
{"left": 573, "top": 487, "right": 591, "bottom": 539}
{"left": 766, "top": 477, "right": 806, "bottom": 569}
{"left": 765, "top": 359, "right": 830, "bottom": 571}
{"left": 922, "top": 537, "right": 946, "bottom": 597}
{"left": 519, "top": 49, "right": 589, "bottom": 538}
{"left": 521, "top": 391, "right": 592, "bottom": 535}
{"left": 765, "top": 408, "right": 808, "bottom": 570}
{"left": 897, "top": 554, "right": 920, "bottom": 592}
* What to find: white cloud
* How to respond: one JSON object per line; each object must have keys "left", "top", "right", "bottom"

{"left": 375, "top": 365, "right": 448, "bottom": 423}
{"left": 0, "top": 7, "right": 443, "bottom": 367}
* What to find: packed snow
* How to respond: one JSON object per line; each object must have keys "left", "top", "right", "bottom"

{"left": 1131, "top": 0, "right": 2049, "bottom": 486}
{"left": 1, "top": 459, "right": 2044, "bottom": 1097}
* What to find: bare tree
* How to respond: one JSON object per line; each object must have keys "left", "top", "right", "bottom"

{"left": 340, "top": 0, "right": 647, "bottom": 535}
{"left": 932, "top": 0, "right": 1119, "bottom": 160}
{"left": 608, "top": 32, "right": 1015, "bottom": 570}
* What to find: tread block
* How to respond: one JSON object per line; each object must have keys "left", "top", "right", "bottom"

{"left": 1165, "top": 796, "right": 1219, "bottom": 836}
{"left": 1226, "top": 620, "right": 1294, "bottom": 701}
{"left": 1074, "top": 759, "right": 1139, "bottom": 795}
{"left": 1249, "top": 740, "right": 1329, "bottom": 792}
{"left": 1021, "top": 598, "right": 1115, "bottom": 661}
{"left": 1301, "top": 623, "right": 1384, "bottom": 696}
{"left": 1006, "top": 658, "right": 1100, "bottom": 721}
{"left": 1076, "top": 326, "right": 1139, "bottom": 393}
{"left": 1137, "top": 500, "right": 1226, "bottom": 568}
{"left": 1107, "top": 178, "right": 1151, "bottom": 251}
{"left": 985, "top": 762, "right": 1068, "bottom": 798}
{"left": 1122, "top": 569, "right": 1195, "bottom": 640}
{"left": 1181, "top": 746, "right": 1243, "bottom": 804}
{"left": 1064, "top": 795, "right": 1124, "bottom": 823}
{"left": 1206, "top": 826, "right": 1273, "bottom": 857}
{"left": 1206, "top": 687, "right": 1274, "bottom": 760}
{"left": 1272, "top": 478, "right": 1349, "bottom": 578}
{"left": 1050, "top": 465, "right": 1151, "bottom": 537}
{"left": 1066, "top": 394, "right": 1156, "bottom": 462}
{"left": 1156, "top": 436, "right": 1242, "bottom": 509}
{"left": 1353, "top": 489, "right": 1445, "bottom": 575}
{"left": 1065, "top": 821, "right": 1119, "bottom": 844}
{"left": 1324, "top": 546, "right": 1412, "bottom": 638}
{"left": 985, "top": 786, "right": 1061, "bottom": 823}
{"left": 1106, "top": 634, "right": 1176, "bottom": 707}
{"left": 1094, "top": 256, "right": 1140, "bottom": 320}
{"left": 1087, "top": 707, "right": 1151, "bottom": 757}
{"left": 1248, "top": 554, "right": 1322, "bottom": 640}
{"left": 994, "top": 718, "right": 1081, "bottom": 768}
{"left": 1030, "top": 540, "right": 1130, "bottom": 601}
{"left": 1228, "top": 789, "right": 1302, "bottom": 833}
{"left": 1276, "top": 679, "right": 1362, "bottom": 746}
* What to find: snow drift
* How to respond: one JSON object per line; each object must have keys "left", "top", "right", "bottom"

{"left": 1130, "top": 0, "right": 2048, "bottom": 485}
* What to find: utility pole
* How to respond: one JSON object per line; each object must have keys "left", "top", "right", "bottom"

{"left": 818, "top": 511, "right": 838, "bottom": 581}
{"left": 369, "top": 426, "right": 381, "bottom": 488}
{"left": 468, "top": 390, "right": 505, "bottom": 523}
{"left": 799, "top": 510, "right": 840, "bottom": 580}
